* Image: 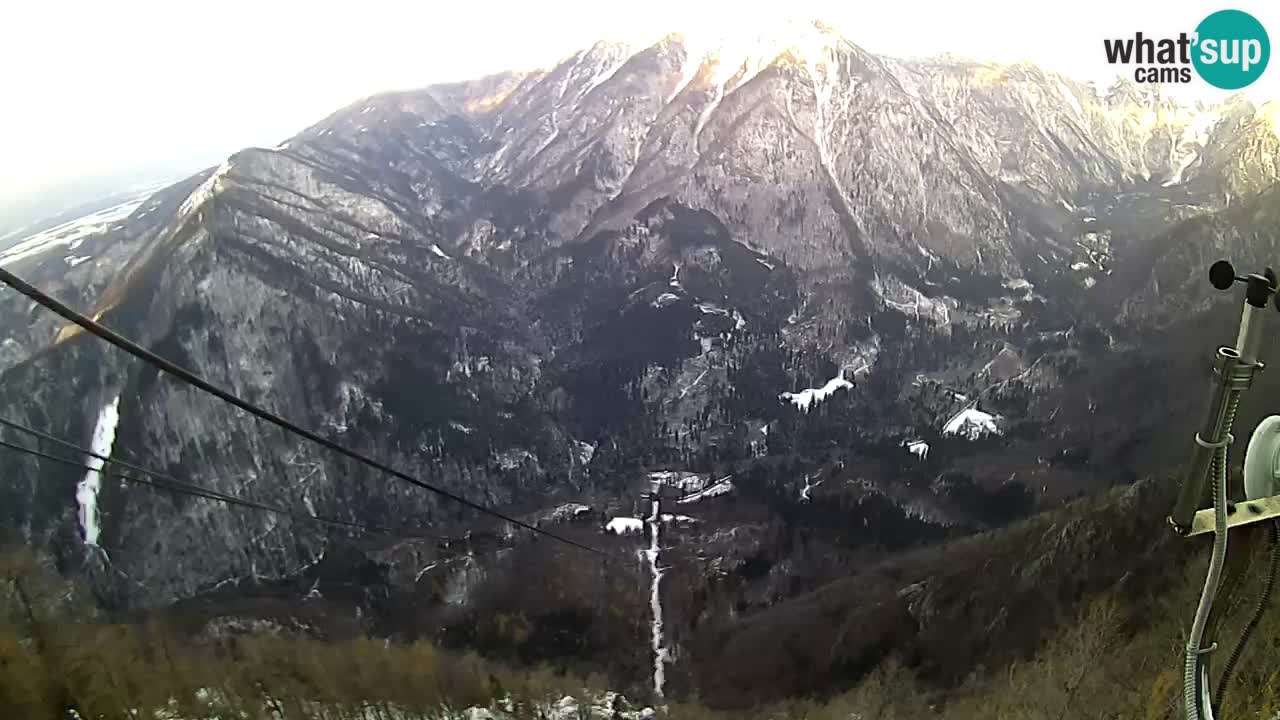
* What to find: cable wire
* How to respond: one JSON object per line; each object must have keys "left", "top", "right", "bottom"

{"left": 0, "top": 416, "right": 325, "bottom": 517}
{"left": 1185, "top": 397, "right": 1242, "bottom": 720}
{"left": 0, "top": 436, "right": 434, "bottom": 539}
{"left": 0, "top": 267, "right": 601, "bottom": 555}
{"left": 1213, "top": 520, "right": 1280, "bottom": 715}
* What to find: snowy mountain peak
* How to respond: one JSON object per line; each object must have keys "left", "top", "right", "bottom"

{"left": 658, "top": 18, "right": 861, "bottom": 92}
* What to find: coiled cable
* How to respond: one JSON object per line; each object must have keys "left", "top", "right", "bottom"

{"left": 1212, "top": 520, "right": 1280, "bottom": 715}
{"left": 1185, "top": 393, "right": 1241, "bottom": 720}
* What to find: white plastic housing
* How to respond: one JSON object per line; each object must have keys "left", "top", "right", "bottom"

{"left": 1244, "top": 416, "right": 1280, "bottom": 500}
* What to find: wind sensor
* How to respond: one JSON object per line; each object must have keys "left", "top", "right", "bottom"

{"left": 1171, "top": 259, "right": 1280, "bottom": 720}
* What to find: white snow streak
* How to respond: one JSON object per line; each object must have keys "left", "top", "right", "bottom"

{"left": 678, "top": 368, "right": 709, "bottom": 398}
{"left": 1164, "top": 151, "right": 1198, "bottom": 186}
{"left": 660, "top": 513, "right": 697, "bottom": 526}
{"left": 652, "top": 292, "right": 681, "bottom": 308}
{"left": 799, "top": 474, "right": 825, "bottom": 502}
{"left": 780, "top": 374, "right": 853, "bottom": 412}
{"left": 794, "top": 47, "right": 861, "bottom": 238}
{"left": 413, "top": 562, "right": 440, "bottom": 583}
{"left": 1056, "top": 79, "right": 1084, "bottom": 118}
{"left": 487, "top": 140, "right": 511, "bottom": 174}
{"left": 530, "top": 110, "right": 562, "bottom": 163}
{"left": 77, "top": 396, "right": 121, "bottom": 547}
{"left": 692, "top": 80, "right": 725, "bottom": 157}
{"left": 667, "top": 49, "right": 701, "bottom": 103}
{"left": 430, "top": 244, "right": 451, "bottom": 259}
{"left": 644, "top": 484, "right": 669, "bottom": 698}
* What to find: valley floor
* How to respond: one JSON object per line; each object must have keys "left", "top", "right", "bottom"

{"left": 8, "top": 484, "right": 1280, "bottom": 720}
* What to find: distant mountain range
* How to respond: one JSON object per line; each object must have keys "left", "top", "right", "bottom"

{"left": 0, "top": 157, "right": 217, "bottom": 247}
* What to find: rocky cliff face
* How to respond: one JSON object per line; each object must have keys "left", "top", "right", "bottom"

{"left": 0, "top": 22, "right": 1274, "bottom": 674}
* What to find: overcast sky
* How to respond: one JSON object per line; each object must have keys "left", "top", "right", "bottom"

{"left": 3, "top": 0, "right": 1277, "bottom": 207}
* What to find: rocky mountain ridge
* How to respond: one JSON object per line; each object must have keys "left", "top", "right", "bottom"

{"left": 0, "top": 19, "right": 1278, "bottom": 703}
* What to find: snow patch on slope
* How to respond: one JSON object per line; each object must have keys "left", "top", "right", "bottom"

{"left": 677, "top": 476, "right": 735, "bottom": 504}
{"left": 942, "top": 407, "right": 1001, "bottom": 440}
{"left": 877, "top": 276, "right": 952, "bottom": 326}
{"left": 905, "top": 440, "right": 930, "bottom": 460}
{"left": 0, "top": 196, "right": 147, "bottom": 267}
{"left": 780, "top": 375, "right": 853, "bottom": 412}
{"left": 649, "top": 470, "right": 707, "bottom": 492}
{"left": 573, "top": 440, "right": 597, "bottom": 465}
{"left": 607, "top": 517, "right": 645, "bottom": 535}
{"left": 547, "top": 503, "right": 593, "bottom": 523}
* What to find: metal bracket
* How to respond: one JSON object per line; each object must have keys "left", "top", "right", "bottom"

{"left": 1187, "top": 495, "right": 1280, "bottom": 537}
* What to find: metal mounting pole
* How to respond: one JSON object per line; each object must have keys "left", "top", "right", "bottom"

{"left": 1170, "top": 269, "right": 1276, "bottom": 535}
{"left": 1171, "top": 262, "right": 1278, "bottom": 720}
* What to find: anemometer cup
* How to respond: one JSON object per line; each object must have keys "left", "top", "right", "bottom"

{"left": 1210, "top": 260, "right": 1237, "bottom": 290}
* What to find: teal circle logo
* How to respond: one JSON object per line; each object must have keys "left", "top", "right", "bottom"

{"left": 1192, "top": 10, "right": 1270, "bottom": 89}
